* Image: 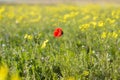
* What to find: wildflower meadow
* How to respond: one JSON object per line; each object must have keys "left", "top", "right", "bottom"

{"left": 0, "top": 4, "right": 120, "bottom": 80}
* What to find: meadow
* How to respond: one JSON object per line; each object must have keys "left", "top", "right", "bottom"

{"left": 0, "top": 4, "right": 120, "bottom": 80}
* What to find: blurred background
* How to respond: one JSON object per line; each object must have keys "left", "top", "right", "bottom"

{"left": 0, "top": 0, "right": 120, "bottom": 4}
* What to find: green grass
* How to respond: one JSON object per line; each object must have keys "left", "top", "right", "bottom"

{"left": 0, "top": 4, "right": 120, "bottom": 80}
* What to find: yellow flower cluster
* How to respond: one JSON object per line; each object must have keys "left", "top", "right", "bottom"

{"left": 79, "top": 20, "right": 105, "bottom": 31}
{"left": 0, "top": 64, "right": 8, "bottom": 80}
{"left": 0, "top": 7, "right": 5, "bottom": 20}
{"left": 79, "top": 24, "right": 90, "bottom": 31}
{"left": 98, "top": 21, "right": 104, "bottom": 27}
{"left": 106, "top": 18, "right": 115, "bottom": 24}
{"left": 11, "top": 73, "right": 21, "bottom": 80}
{"left": 101, "top": 32, "right": 118, "bottom": 39}
{"left": 0, "top": 64, "right": 21, "bottom": 80}
{"left": 24, "top": 34, "right": 33, "bottom": 40}
{"left": 0, "top": 5, "right": 41, "bottom": 23}
{"left": 41, "top": 39, "right": 49, "bottom": 49}
{"left": 63, "top": 12, "right": 79, "bottom": 21}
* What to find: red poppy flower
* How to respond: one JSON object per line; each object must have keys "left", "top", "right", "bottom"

{"left": 53, "top": 28, "right": 63, "bottom": 37}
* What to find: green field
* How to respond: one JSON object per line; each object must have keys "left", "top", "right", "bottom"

{"left": 0, "top": 4, "right": 120, "bottom": 80}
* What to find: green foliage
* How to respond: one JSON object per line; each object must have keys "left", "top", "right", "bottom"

{"left": 0, "top": 4, "right": 120, "bottom": 80}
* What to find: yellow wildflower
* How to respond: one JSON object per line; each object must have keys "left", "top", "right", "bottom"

{"left": 64, "top": 14, "right": 70, "bottom": 20}
{"left": 109, "top": 19, "right": 115, "bottom": 24}
{"left": 41, "top": 39, "right": 49, "bottom": 49}
{"left": 11, "top": 73, "right": 21, "bottom": 80}
{"left": 98, "top": 21, "right": 104, "bottom": 27}
{"left": 101, "top": 32, "right": 107, "bottom": 39}
{"left": 24, "top": 34, "right": 33, "bottom": 40}
{"left": 0, "top": 7, "right": 5, "bottom": 20}
{"left": 0, "top": 64, "right": 9, "bottom": 80}
{"left": 63, "top": 12, "right": 79, "bottom": 20}
{"left": 0, "top": 7, "right": 5, "bottom": 14}
{"left": 83, "top": 15, "right": 90, "bottom": 20}
{"left": 106, "top": 18, "right": 115, "bottom": 24}
{"left": 79, "top": 24, "right": 90, "bottom": 31}
{"left": 112, "top": 32, "right": 118, "bottom": 39}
